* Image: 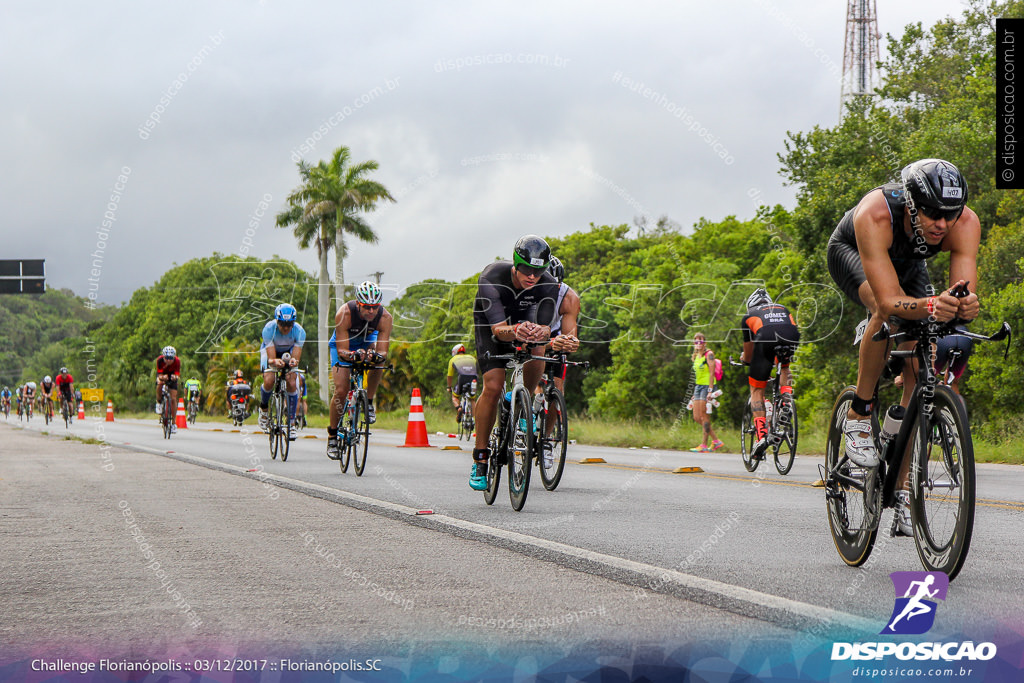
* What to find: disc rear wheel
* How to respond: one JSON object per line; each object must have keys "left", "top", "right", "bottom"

{"left": 824, "top": 387, "right": 878, "bottom": 567}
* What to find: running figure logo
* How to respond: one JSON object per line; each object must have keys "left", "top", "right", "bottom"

{"left": 881, "top": 571, "right": 949, "bottom": 635}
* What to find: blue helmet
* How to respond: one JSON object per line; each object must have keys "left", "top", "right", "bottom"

{"left": 275, "top": 303, "right": 297, "bottom": 322}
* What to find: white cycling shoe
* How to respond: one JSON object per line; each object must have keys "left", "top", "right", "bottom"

{"left": 844, "top": 418, "right": 879, "bottom": 468}
{"left": 893, "top": 491, "right": 914, "bottom": 536}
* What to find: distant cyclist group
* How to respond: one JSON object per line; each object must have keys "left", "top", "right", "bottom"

{"left": 3, "top": 368, "right": 76, "bottom": 424}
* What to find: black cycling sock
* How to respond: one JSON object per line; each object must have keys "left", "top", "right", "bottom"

{"left": 851, "top": 395, "right": 873, "bottom": 417}
{"left": 328, "top": 427, "right": 338, "bottom": 437}
{"left": 472, "top": 448, "right": 490, "bottom": 462}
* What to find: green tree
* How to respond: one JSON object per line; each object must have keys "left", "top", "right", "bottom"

{"left": 204, "top": 337, "right": 262, "bottom": 415}
{"left": 276, "top": 146, "right": 394, "bottom": 400}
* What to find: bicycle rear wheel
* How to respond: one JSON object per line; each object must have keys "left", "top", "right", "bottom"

{"left": 538, "top": 388, "right": 568, "bottom": 491}
{"left": 353, "top": 392, "right": 370, "bottom": 476}
{"left": 456, "top": 403, "right": 467, "bottom": 441}
{"left": 824, "top": 386, "right": 879, "bottom": 567}
{"left": 909, "top": 384, "right": 975, "bottom": 581}
{"left": 507, "top": 387, "right": 534, "bottom": 511}
{"left": 774, "top": 394, "right": 797, "bottom": 475}
{"left": 740, "top": 401, "right": 759, "bottom": 472}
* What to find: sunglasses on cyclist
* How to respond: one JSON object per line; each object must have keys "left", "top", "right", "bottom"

{"left": 278, "top": 320, "right": 295, "bottom": 328}
{"left": 515, "top": 264, "right": 547, "bottom": 278}
{"left": 358, "top": 303, "right": 380, "bottom": 310}
{"left": 918, "top": 204, "right": 963, "bottom": 222}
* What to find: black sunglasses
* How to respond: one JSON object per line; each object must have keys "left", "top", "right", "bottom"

{"left": 918, "top": 204, "right": 963, "bottom": 222}
{"left": 516, "top": 264, "right": 547, "bottom": 278}
{"left": 278, "top": 320, "right": 294, "bottom": 327}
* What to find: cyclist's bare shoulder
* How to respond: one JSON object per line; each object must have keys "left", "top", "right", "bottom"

{"left": 853, "top": 189, "right": 895, "bottom": 255}
{"left": 944, "top": 206, "right": 981, "bottom": 254}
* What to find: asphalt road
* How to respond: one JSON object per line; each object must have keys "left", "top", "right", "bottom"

{"left": 4, "top": 411, "right": 1023, "bottom": 660}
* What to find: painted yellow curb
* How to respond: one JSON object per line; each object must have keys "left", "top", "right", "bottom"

{"left": 303, "top": 435, "right": 318, "bottom": 439}
{"left": 673, "top": 466, "right": 704, "bottom": 473}
{"left": 812, "top": 479, "right": 826, "bottom": 487}
{"left": 441, "top": 446, "right": 462, "bottom": 451}
{"left": 579, "top": 457, "right": 607, "bottom": 464}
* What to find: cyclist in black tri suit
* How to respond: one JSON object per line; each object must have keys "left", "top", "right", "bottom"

{"left": 739, "top": 289, "right": 800, "bottom": 456}
{"left": 469, "top": 234, "right": 559, "bottom": 490}
{"left": 826, "top": 159, "right": 980, "bottom": 535}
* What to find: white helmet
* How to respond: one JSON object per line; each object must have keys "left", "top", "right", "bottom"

{"left": 356, "top": 281, "right": 383, "bottom": 305}
{"left": 452, "top": 343, "right": 466, "bottom": 356}
{"left": 44, "top": 376, "right": 52, "bottom": 383}
{"left": 162, "top": 346, "right": 176, "bottom": 359}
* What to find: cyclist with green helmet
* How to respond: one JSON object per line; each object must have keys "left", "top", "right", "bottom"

{"left": 468, "top": 235, "right": 559, "bottom": 490}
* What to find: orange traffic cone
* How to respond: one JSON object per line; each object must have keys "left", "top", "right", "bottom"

{"left": 105, "top": 400, "right": 115, "bottom": 422}
{"left": 77, "top": 401, "right": 85, "bottom": 419}
{"left": 400, "top": 388, "right": 431, "bottom": 447}
{"left": 175, "top": 398, "right": 188, "bottom": 429}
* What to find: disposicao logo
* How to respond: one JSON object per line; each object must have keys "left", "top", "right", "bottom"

{"left": 881, "top": 571, "right": 948, "bottom": 635}
{"left": 831, "top": 571, "right": 997, "bottom": 663}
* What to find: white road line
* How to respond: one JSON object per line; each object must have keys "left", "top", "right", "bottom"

{"left": 90, "top": 435, "right": 878, "bottom": 635}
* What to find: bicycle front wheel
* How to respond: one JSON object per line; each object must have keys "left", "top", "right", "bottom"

{"left": 538, "top": 388, "right": 568, "bottom": 491}
{"left": 269, "top": 395, "right": 280, "bottom": 459}
{"left": 740, "top": 401, "right": 758, "bottom": 471}
{"left": 507, "top": 387, "right": 534, "bottom": 511}
{"left": 352, "top": 392, "right": 370, "bottom": 476}
{"left": 824, "top": 386, "right": 879, "bottom": 567}
{"left": 909, "top": 384, "right": 975, "bottom": 581}
{"left": 774, "top": 395, "right": 797, "bottom": 475}
{"left": 278, "top": 393, "right": 291, "bottom": 462}
{"left": 483, "top": 415, "right": 503, "bottom": 505}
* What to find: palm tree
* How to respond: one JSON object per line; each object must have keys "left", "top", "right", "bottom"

{"left": 277, "top": 146, "right": 394, "bottom": 401}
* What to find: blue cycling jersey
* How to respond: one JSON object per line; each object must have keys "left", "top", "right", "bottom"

{"left": 0, "top": 389, "right": 10, "bottom": 399}
{"left": 261, "top": 320, "right": 306, "bottom": 356}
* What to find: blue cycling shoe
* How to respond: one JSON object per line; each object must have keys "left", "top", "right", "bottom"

{"left": 469, "top": 462, "right": 488, "bottom": 490}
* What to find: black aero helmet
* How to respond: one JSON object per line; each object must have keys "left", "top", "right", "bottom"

{"left": 548, "top": 256, "right": 565, "bottom": 283}
{"left": 512, "top": 234, "right": 551, "bottom": 273}
{"left": 901, "top": 159, "right": 968, "bottom": 221}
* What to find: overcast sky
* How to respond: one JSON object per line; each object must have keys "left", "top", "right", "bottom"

{"left": 0, "top": 0, "right": 971, "bottom": 305}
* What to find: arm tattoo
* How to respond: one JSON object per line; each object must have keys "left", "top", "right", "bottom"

{"left": 895, "top": 300, "right": 918, "bottom": 311}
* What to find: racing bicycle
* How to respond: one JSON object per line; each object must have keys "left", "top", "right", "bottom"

{"left": 533, "top": 354, "right": 589, "bottom": 491}
{"left": 482, "top": 343, "right": 562, "bottom": 511}
{"left": 333, "top": 355, "right": 392, "bottom": 476}
{"left": 731, "top": 353, "right": 798, "bottom": 475}
{"left": 822, "top": 298, "right": 1010, "bottom": 580}
{"left": 267, "top": 355, "right": 296, "bottom": 462}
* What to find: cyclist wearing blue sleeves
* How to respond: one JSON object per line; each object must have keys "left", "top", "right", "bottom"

{"left": 258, "top": 303, "right": 305, "bottom": 439}
{"left": 326, "top": 281, "right": 392, "bottom": 458}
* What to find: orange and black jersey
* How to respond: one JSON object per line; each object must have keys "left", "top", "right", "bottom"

{"left": 741, "top": 304, "right": 798, "bottom": 343}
